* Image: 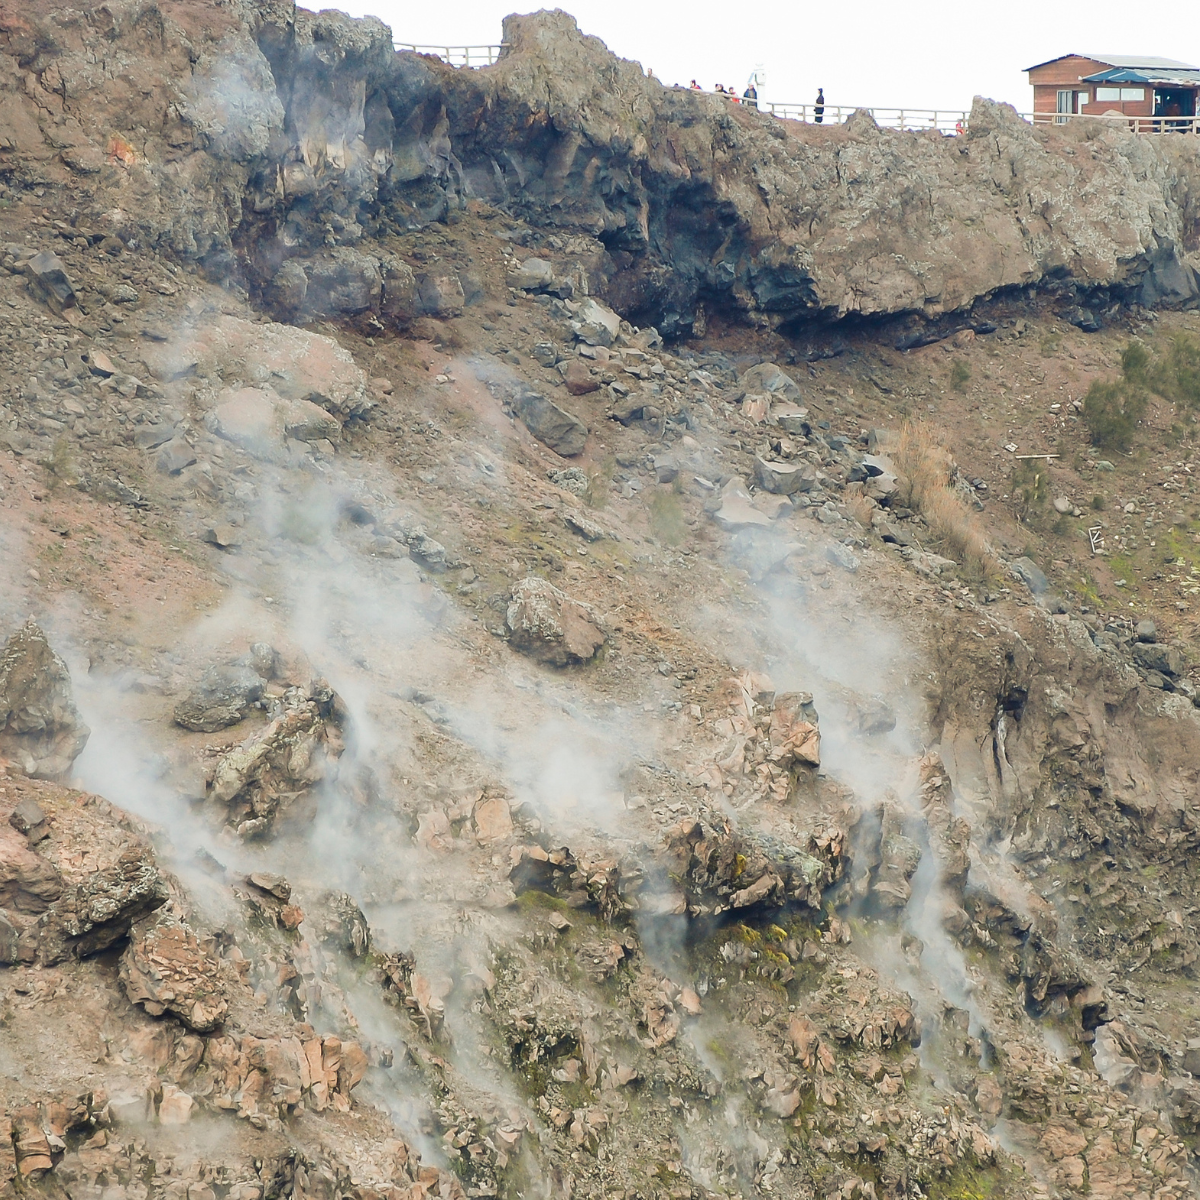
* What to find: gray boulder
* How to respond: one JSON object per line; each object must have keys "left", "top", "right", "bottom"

{"left": 23, "top": 250, "right": 77, "bottom": 315}
{"left": 754, "top": 456, "right": 815, "bottom": 495}
{"left": 739, "top": 362, "right": 802, "bottom": 403}
{"left": 507, "top": 577, "right": 606, "bottom": 666}
{"left": 173, "top": 664, "right": 264, "bottom": 732}
{"left": 1011, "top": 556, "right": 1049, "bottom": 596}
{"left": 571, "top": 298, "right": 621, "bottom": 347}
{"left": 417, "top": 270, "right": 465, "bottom": 317}
{"left": 507, "top": 258, "right": 554, "bottom": 290}
{"left": 0, "top": 621, "right": 90, "bottom": 780}
{"left": 514, "top": 389, "right": 588, "bottom": 456}
{"left": 1132, "top": 642, "right": 1184, "bottom": 678}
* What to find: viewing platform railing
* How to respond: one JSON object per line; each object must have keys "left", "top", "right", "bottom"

{"left": 764, "top": 102, "right": 1200, "bottom": 135}
{"left": 393, "top": 43, "right": 505, "bottom": 67}
{"left": 764, "top": 102, "right": 968, "bottom": 132}
{"left": 385, "top": 50, "right": 1200, "bottom": 136}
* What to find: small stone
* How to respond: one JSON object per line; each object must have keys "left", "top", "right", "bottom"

{"left": 825, "top": 543, "right": 860, "bottom": 573}
{"left": 88, "top": 348, "right": 116, "bottom": 377}
{"left": 506, "top": 257, "right": 553, "bottom": 290}
{"left": 564, "top": 511, "right": 607, "bottom": 542}
{"left": 754, "top": 456, "right": 815, "bottom": 495}
{"left": 202, "top": 524, "right": 241, "bottom": 550}
{"left": 532, "top": 342, "right": 559, "bottom": 368}
{"left": 1052, "top": 496, "right": 1072, "bottom": 514}
{"left": 548, "top": 911, "right": 572, "bottom": 931}
{"left": 1135, "top": 619, "right": 1157, "bottom": 643}
{"left": 248, "top": 871, "right": 292, "bottom": 900}
{"left": 9, "top": 798, "right": 49, "bottom": 842}
{"left": 133, "top": 424, "right": 176, "bottom": 450}
{"left": 155, "top": 437, "right": 196, "bottom": 474}
{"left": 560, "top": 357, "right": 599, "bottom": 395}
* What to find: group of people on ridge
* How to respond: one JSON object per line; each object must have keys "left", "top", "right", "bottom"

{"left": 688, "top": 80, "right": 826, "bottom": 122}
{"left": 691, "top": 79, "right": 760, "bottom": 107}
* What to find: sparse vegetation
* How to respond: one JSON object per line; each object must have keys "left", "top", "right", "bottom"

{"left": 894, "top": 421, "right": 998, "bottom": 577}
{"left": 647, "top": 488, "right": 686, "bottom": 545}
{"left": 949, "top": 359, "right": 971, "bottom": 391}
{"left": 1082, "top": 377, "right": 1147, "bottom": 451}
{"left": 1011, "top": 458, "right": 1047, "bottom": 521}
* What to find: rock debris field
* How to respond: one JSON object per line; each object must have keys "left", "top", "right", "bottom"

{"left": 2, "top": 3, "right": 1200, "bottom": 1200}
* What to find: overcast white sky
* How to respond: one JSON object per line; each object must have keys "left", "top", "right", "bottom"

{"left": 329, "top": 0, "right": 1200, "bottom": 114}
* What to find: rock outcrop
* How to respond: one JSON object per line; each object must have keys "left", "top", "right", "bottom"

{"left": 0, "top": 621, "right": 89, "bottom": 779}
{"left": 2, "top": 4, "right": 1197, "bottom": 341}
{"left": 506, "top": 577, "right": 606, "bottom": 665}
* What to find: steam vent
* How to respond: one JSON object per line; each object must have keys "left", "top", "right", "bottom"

{"left": 3, "top": 3, "right": 1200, "bottom": 1197}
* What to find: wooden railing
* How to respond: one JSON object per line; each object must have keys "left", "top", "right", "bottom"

{"left": 392, "top": 43, "right": 505, "bottom": 67}
{"left": 762, "top": 101, "right": 1199, "bottom": 135}
{"left": 1024, "top": 109, "right": 1200, "bottom": 134}
{"left": 764, "top": 102, "right": 968, "bottom": 133}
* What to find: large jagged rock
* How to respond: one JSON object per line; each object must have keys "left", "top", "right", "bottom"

{"left": 512, "top": 389, "right": 589, "bottom": 456}
{"left": 208, "top": 681, "right": 346, "bottom": 837}
{"left": 119, "top": 912, "right": 228, "bottom": 1032}
{"left": 661, "top": 818, "right": 846, "bottom": 918}
{"left": 37, "top": 844, "right": 169, "bottom": 963}
{"left": 0, "top": 621, "right": 89, "bottom": 779}
{"left": 173, "top": 663, "right": 265, "bottom": 732}
{"left": 506, "top": 577, "right": 605, "bottom": 666}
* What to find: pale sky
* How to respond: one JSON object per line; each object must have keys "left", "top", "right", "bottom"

{"left": 329, "top": 0, "right": 1200, "bottom": 115}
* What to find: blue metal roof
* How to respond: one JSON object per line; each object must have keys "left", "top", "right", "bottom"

{"left": 1082, "top": 66, "right": 1200, "bottom": 85}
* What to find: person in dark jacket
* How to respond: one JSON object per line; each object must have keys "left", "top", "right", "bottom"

{"left": 743, "top": 83, "right": 758, "bottom": 108}
{"left": 814, "top": 88, "right": 825, "bottom": 124}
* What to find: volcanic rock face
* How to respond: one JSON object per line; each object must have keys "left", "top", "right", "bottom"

{"left": 0, "top": 621, "right": 89, "bottom": 779}
{"left": 5, "top": 5, "right": 1200, "bottom": 1200}
{"left": 3, "top": 4, "right": 1198, "bottom": 339}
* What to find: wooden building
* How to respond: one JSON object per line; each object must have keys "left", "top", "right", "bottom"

{"left": 1026, "top": 54, "right": 1200, "bottom": 122}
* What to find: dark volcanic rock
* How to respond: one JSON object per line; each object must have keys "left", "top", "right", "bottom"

{"left": 174, "top": 663, "right": 265, "bottom": 732}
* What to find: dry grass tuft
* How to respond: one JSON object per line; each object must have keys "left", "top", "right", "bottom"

{"left": 842, "top": 483, "right": 876, "bottom": 528}
{"left": 893, "top": 421, "right": 999, "bottom": 579}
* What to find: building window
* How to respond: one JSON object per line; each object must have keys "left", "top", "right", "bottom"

{"left": 1096, "top": 86, "right": 1145, "bottom": 102}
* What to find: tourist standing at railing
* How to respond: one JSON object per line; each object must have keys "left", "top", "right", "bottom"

{"left": 743, "top": 83, "right": 758, "bottom": 108}
{"left": 690, "top": 79, "right": 701, "bottom": 90}
{"left": 814, "top": 88, "right": 825, "bottom": 124}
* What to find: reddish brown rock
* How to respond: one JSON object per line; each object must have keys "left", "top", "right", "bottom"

{"left": 119, "top": 913, "right": 228, "bottom": 1032}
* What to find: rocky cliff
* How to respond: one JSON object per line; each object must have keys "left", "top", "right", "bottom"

{"left": 2, "top": 3, "right": 1199, "bottom": 341}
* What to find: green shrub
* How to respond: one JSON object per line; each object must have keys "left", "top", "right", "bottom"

{"left": 1121, "top": 339, "right": 1150, "bottom": 381}
{"left": 1082, "top": 378, "right": 1147, "bottom": 451}
{"left": 949, "top": 359, "right": 971, "bottom": 391}
{"left": 1154, "top": 333, "right": 1200, "bottom": 407}
{"left": 1011, "top": 459, "right": 1048, "bottom": 519}
{"left": 1091, "top": 494, "right": 1107, "bottom": 511}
